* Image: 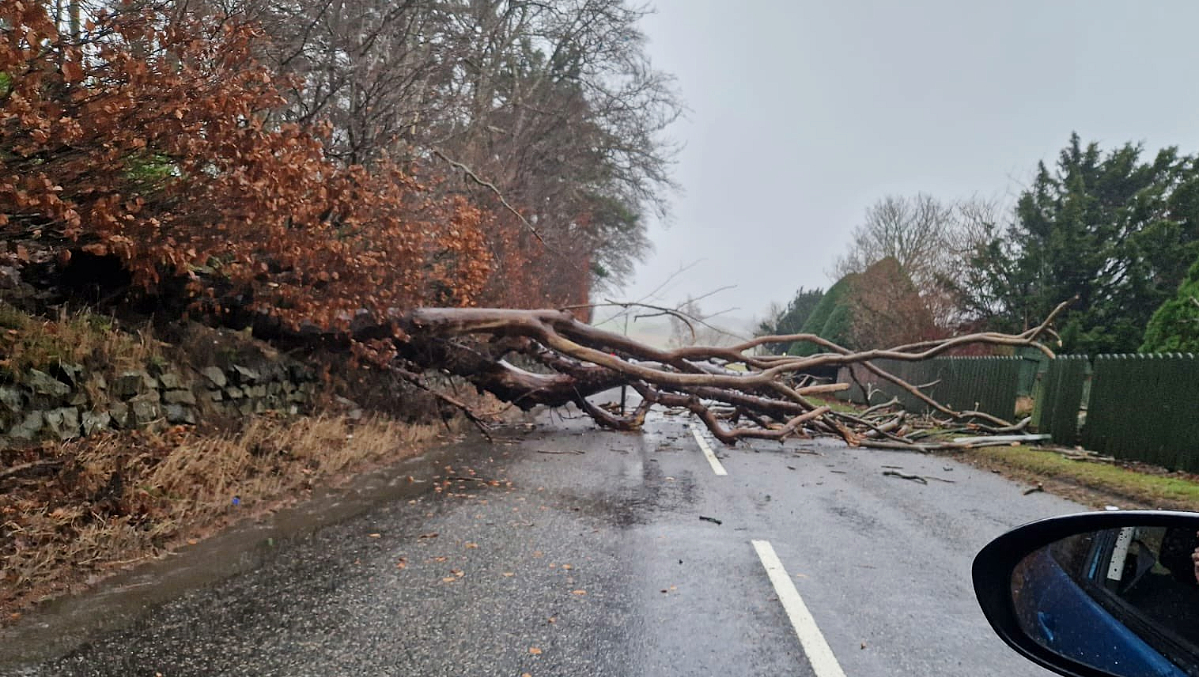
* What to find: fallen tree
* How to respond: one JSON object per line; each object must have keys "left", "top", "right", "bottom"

{"left": 279, "top": 299, "right": 1071, "bottom": 451}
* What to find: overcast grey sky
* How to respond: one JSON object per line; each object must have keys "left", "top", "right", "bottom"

{"left": 618, "top": 0, "right": 1199, "bottom": 326}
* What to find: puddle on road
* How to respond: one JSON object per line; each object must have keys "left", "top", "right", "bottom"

{"left": 0, "top": 437, "right": 499, "bottom": 667}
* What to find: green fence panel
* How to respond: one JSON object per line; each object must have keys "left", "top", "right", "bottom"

{"left": 1032, "top": 356, "right": 1088, "bottom": 445}
{"left": 841, "top": 356, "right": 1020, "bottom": 420}
{"left": 1015, "top": 347, "right": 1047, "bottom": 397}
{"left": 1082, "top": 353, "right": 1199, "bottom": 472}
{"left": 840, "top": 352, "right": 1199, "bottom": 470}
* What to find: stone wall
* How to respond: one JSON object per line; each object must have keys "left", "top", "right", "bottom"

{"left": 1, "top": 360, "right": 317, "bottom": 444}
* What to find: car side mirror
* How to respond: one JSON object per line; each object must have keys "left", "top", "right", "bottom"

{"left": 973, "top": 511, "right": 1199, "bottom": 677}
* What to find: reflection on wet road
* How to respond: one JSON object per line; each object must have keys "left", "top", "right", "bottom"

{"left": 2, "top": 410, "right": 1081, "bottom": 676}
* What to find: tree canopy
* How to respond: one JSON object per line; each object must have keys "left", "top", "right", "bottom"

{"left": 755, "top": 287, "right": 824, "bottom": 354}
{"left": 956, "top": 133, "right": 1199, "bottom": 353}
{"left": 1142, "top": 256, "right": 1199, "bottom": 353}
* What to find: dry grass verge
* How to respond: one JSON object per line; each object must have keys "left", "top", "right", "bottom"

{"left": 0, "top": 302, "right": 165, "bottom": 378}
{"left": 1, "top": 411, "right": 461, "bottom": 621}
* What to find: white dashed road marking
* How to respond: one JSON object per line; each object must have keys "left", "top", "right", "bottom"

{"left": 689, "top": 423, "right": 727, "bottom": 476}
{"left": 752, "top": 539, "right": 847, "bottom": 677}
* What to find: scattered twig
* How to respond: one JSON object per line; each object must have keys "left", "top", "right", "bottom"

{"left": 535, "top": 450, "right": 586, "bottom": 455}
{"left": 883, "top": 470, "right": 928, "bottom": 484}
{"left": 699, "top": 515, "right": 723, "bottom": 525}
{"left": 861, "top": 397, "right": 900, "bottom": 417}
{"left": 0, "top": 459, "right": 64, "bottom": 483}
{"left": 395, "top": 367, "right": 494, "bottom": 443}
{"left": 431, "top": 149, "right": 549, "bottom": 247}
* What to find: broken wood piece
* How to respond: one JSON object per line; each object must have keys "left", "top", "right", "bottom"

{"left": 951, "top": 434, "right": 1050, "bottom": 445}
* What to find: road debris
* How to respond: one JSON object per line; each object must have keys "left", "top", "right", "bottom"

{"left": 882, "top": 469, "right": 956, "bottom": 485}
{"left": 698, "top": 515, "right": 723, "bottom": 525}
{"left": 883, "top": 470, "right": 927, "bottom": 484}
{"left": 952, "top": 434, "right": 1051, "bottom": 445}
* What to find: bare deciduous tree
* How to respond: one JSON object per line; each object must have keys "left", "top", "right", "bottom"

{"left": 832, "top": 193, "right": 1003, "bottom": 332}
{"left": 832, "top": 193, "right": 956, "bottom": 287}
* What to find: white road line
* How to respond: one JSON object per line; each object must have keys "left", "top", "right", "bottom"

{"left": 752, "top": 540, "right": 847, "bottom": 677}
{"left": 689, "top": 423, "right": 727, "bottom": 476}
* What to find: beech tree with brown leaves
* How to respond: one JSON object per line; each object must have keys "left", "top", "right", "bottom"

{"left": 2, "top": 2, "right": 493, "bottom": 328}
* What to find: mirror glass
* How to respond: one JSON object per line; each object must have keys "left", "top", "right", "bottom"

{"left": 1012, "top": 525, "right": 1199, "bottom": 677}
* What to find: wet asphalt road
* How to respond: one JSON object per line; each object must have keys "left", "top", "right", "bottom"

{"left": 2, "top": 408, "right": 1086, "bottom": 676}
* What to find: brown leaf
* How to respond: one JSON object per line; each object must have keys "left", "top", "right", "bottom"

{"left": 528, "top": 647, "right": 542, "bottom": 655}
{"left": 571, "top": 589, "right": 586, "bottom": 596}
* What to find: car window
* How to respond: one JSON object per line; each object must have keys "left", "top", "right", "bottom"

{"left": 1074, "top": 527, "right": 1199, "bottom": 671}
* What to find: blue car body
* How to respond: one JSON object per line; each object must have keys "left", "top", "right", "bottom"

{"left": 1015, "top": 547, "right": 1187, "bottom": 677}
